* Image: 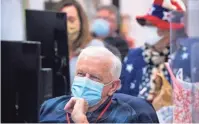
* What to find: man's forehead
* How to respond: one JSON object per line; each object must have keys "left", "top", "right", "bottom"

{"left": 77, "top": 56, "right": 112, "bottom": 68}
{"left": 76, "top": 56, "right": 112, "bottom": 74}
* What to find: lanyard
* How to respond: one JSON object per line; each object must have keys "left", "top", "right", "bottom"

{"left": 66, "top": 100, "right": 112, "bottom": 123}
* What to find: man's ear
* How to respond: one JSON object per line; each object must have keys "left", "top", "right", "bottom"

{"left": 108, "top": 79, "right": 121, "bottom": 96}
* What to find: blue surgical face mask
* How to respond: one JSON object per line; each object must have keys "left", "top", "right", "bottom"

{"left": 91, "top": 19, "right": 110, "bottom": 37}
{"left": 71, "top": 76, "right": 112, "bottom": 107}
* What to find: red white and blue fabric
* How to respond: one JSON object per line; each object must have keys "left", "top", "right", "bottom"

{"left": 117, "top": 45, "right": 171, "bottom": 99}
{"left": 136, "top": 0, "right": 185, "bottom": 29}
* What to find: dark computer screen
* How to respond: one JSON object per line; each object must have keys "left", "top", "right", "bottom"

{"left": 25, "top": 10, "right": 70, "bottom": 96}
{"left": 26, "top": 10, "right": 68, "bottom": 57}
{"left": 1, "top": 40, "right": 41, "bottom": 122}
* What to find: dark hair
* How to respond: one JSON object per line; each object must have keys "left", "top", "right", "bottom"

{"left": 97, "top": 5, "right": 118, "bottom": 16}
{"left": 97, "top": 5, "right": 120, "bottom": 26}
{"left": 55, "top": 0, "right": 90, "bottom": 52}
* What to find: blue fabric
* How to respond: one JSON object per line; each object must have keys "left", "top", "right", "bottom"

{"left": 113, "top": 93, "right": 159, "bottom": 123}
{"left": 172, "top": 38, "right": 199, "bottom": 82}
{"left": 118, "top": 47, "right": 171, "bottom": 96}
{"left": 39, "top": 93, "right": 158, "bottom": 123}
{"left": 152, "top": 4, "right": 169, "bottom": 20}
{"left": 118, "top": 48, "right": 147, "bottom": 96}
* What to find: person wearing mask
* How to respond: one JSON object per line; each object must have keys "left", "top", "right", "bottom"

{"left": 118, "top": 0, "right": 186, "bottom": 109}
{"left": 39, "top": 46, "right": 158, "bottom": 123}
{"left": 56, "top": 0, "right": 104, "bottom": 84}
{"left": 90, "top": 18, "right": 121, "bottom": 60}
{"left": 96, "top": 5, "right": 129, "bottom": 61}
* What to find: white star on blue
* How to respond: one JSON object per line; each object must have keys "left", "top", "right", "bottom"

{"left": 182, "top": 47, "right": 187, "bottom": 51}
{"left": 130, "top": 83, "right": 135, "bottom": 89}
{"left": 163, "top": 11, "right": 172, "bottom": 21}
{"left": 148, "top": 6, "right": 155, "bottom": 15}
{"left": 123, "top": 56, "right": 128, "bottom": 63}
{"left": 181, "top": 52, "right": 189, "bottom": 60}
{"left": 126, "top": 64, "right": 134, "bottom": 73}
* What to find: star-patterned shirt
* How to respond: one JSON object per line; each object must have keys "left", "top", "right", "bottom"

{"left": 118, "top": 48, "right": 147, "bottom": 96}
{"left": 118, "top": 47, "right": 171, "bottom": 97}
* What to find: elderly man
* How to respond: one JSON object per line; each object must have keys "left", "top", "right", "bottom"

{"left": 39, "top": 47, "right": 158, "bottom": 123}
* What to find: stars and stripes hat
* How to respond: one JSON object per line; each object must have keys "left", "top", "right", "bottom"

{"left": 136, "top": 0, "right": 186, "bottom": 29}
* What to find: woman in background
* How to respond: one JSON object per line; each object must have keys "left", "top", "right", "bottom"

{"left": 56, "top": 0, "right": 102, "bottom": 84}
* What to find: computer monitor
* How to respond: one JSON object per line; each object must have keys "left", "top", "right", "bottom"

{"left": 26, "top": 10, "right": 68, "bottom": 57}
{"left": 25, "top": 10, "right": 70, "bottom": 96}
{"left": 1, "top": 40, "right": 41, "bottom": 122}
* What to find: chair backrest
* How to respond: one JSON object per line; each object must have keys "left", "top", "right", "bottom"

{"left": 113, "top": 93, "right": 159, "bottom": 123}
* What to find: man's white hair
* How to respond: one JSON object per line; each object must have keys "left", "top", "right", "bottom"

{"left": 77, "top": 46, "right": 122, "bottom": 79}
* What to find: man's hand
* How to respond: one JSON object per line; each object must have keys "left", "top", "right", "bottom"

{"left": 64, "top": 97, "right": 89, "bottom": 123}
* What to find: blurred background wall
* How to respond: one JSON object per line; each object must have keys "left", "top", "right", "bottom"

{"left": 1, "top": 0, "right": 25, "bottom": 41}
{"left": 1, "top": 0, "right": 198, "bottom": 46}
{"left": 120, "top": 0, "right": 153, "bottom": 47}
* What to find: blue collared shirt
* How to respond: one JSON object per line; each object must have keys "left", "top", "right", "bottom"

{"left": 40, "top": 95, "right": 138, "bottom": 123}
{"left": 39, "top": 94, "right": 158, "bottom": 123}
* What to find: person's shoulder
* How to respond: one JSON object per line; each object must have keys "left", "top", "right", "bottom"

{"left": 41, "top": 95, "right": 70, "bottom": 110}
{"left": 111, "top": 96, "right": 137, "bottom": 123}
{"left": 39, "top": 95, "right": 71, "bottom": 122}
{"left": 123, "top": 47, "right": 144, "bottom": 64}
{"left": 113, "top": 93, "right": 159, "bottom": 123}
{"left": 128, "top": 47, "right": 143, "bottom": 57}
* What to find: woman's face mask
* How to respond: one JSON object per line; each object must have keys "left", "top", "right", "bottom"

{"left": 61, "top": 6, "right": 81, "bottom": 43}
{"left": 67, "top": 18, "right": 80, "bottom": 43}
{"left": 143, "top": 27, "right": 164, "bottom": 46}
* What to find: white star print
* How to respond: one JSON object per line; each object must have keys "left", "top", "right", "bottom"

{"left": 142, "top": 67, "right": 147, "bottom": 74}
{"left": 130, "top": 83, "right": 135, "bottom": 89}
{"left": 182, "top": 47, "right": 187, "bottom": 51}
{"left": 148, "top": 6, "right": 155, "bottom": 15}
{"left": 181, "top": 52, "right": 189, "bottom": 60}
{"left": 126, "top": 64, "right": 134, "bottom": 73}
{"left": 170, "top": 53, "right": 176, "bottom": 60}
{"left": 163, "top": 11, "right": 173, "bottom": 21}
{"left": 124, "top": 57, "right": 128, "bottom": 63}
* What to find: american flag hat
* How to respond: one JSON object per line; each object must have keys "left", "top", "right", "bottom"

{"left": 136, "top": 0, "right": 186, "bottom": 29}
